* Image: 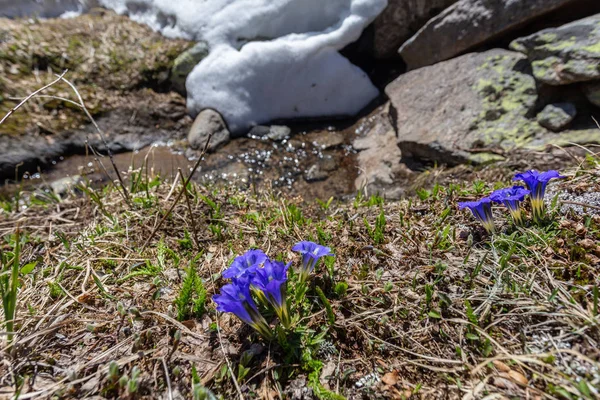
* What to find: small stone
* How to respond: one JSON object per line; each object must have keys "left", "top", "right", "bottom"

{"left": 314, "top": 132, "right": 344, "bottom": 149}
{"left": 247, "top": 125, "right": 271, "bottom": 138}
{"left": 320, "top": 361, "right": 337, "bottom": 386}
{"left": 188, "top": 109, "right": 230, "bottom": 152}
{"left": 536, "top": 103, "right": 576, "bottom": 132}
{"left": 583, "top": 81, "right": 600, "bottom": 108}
{"left": 267, "top": 125, "right": 291, "bottom": 141}
{"left": 319, "top": 156, "right": 338, "bottom": 172}
{"left": 304, "top": 164, "right": 328, "bottom": 182}
{"left": 247, "top": 125, "right": 290, "bottom": 141}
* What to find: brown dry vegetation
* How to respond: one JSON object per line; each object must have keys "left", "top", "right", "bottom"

{"left": 0, "top": 10, "right": 189, "bottom": 135}
{"left": 0, "top": 150, "right": 599, "bottom": 399}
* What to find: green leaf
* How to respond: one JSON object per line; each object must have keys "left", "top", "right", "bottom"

{"left": 466, "top": 333, "right": 479, "bottom": 341}
{"left": 427, "top": 310, "right": 441, "bottom": 319}
{"left": 20, "top": 261, "right": 38, "bottom": 275}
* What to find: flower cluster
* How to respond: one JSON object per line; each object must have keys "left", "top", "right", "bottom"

{"left": 212, "top": 241, "right": 333, "bottom": 339}
{"left": 459, "top": 169, "right": 564, "bottom": 232}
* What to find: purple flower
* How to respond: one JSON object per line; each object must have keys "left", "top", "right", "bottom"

{"left": 252, "top": 260, "right": 292, "bottom": 328}
{"left": 222, "top": 249, "right": 267, "bottom": 279}
{"left": 490, "top": 186, "right": 530, "bottom": 225}
{"left": 212, "top": 276, "right": 272, "bottom": 339}
{"left": 514, "top": 170, "right": 565, "bottom": 221}
{"left": 458, "top": 197, "right": 495, "bottom": 233}
{"left": 291, "top": 241, "right": 333, "bottom": 283}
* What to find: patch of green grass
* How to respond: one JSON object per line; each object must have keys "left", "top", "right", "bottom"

{"left": 175, "top": 258, "right": 207, "bottom": 321}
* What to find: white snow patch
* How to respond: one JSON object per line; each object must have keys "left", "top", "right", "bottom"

{"left": 1, "top": 0, "right": 388, "bottom": 134}
{"left": 98, "top": 0, "right": 387, "bottom": 133}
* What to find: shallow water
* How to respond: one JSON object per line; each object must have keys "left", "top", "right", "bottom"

{"left": 0, "top": 117, "right": 369, "bottom": 201}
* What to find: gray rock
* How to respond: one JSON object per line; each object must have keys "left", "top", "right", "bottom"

{"left": 171, "top": 41, "right": 210, "bottom": 95}
{"left": 319, "top": 156, "right": 338, "bottom": 172}
{"left": 354, "top": 104, "right": 410, "bottom": 199}
{"left": 266, "top": 125, "right": 291, "bottom": 141}
{"left": 304, "top": 164, "right": 328, "bottom": 182}
{"left": 386, "top": 49, "right": 542, "bottom": 165}
{"left": 247, "top": 125, "right": 290, "bottom": 141}
{"left": 247, "top": 125, "right": 271, "bottom": 138}
{"left": 399, "top": 0, "right": 574, "bottom": 70}
{"left": 50, "top": 175, "right": 84, "bottom": 197}
{"left": 583, "top": 81, "right": 600, "bottom": 107}
{"left": 188, "top": 109, "right": 230, "bottom": 152}
{"left": 537, "top": 103, "right": 576, "bottom": 131}
{"left": 313, "top": 132, "right": 345, "bottom": 150}
{"left": 371, "top": 0, "right": 457, "bottom": 59}
{"left": 510, "top": 14, "right": 600, "bottom": 85}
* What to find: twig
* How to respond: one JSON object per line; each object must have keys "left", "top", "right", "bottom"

{"left": 161, "top": 357, "right": 173, "bottom": 400}
{"left": 561, "top": 200, "right": 600, "bottom": 211}
{"left": 0, "top": 70, "right": 68, "bottom": 126}
{"left": 56, "top": 74, "right": 131, "bottom": 205}
{"left": 179, "top": 167, "right": 201, "bottom": 250}
{"left": 140, "top": 133, "right": 213, "bottom": 252}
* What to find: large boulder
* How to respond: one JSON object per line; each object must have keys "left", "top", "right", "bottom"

{"left": 399, "top": 0, "right": 574, "bottom": 70}
{"left": 386, "top": 50, "right": 537, "bottom": 165}
{"left": 385, "top": 49, "right": 600, "bottom": 166}
{"left": 386, "top": 48, "right": 600, "bottom": 165}
{"left": 510, "top": 14, "right": 600, "bottom": 85}
{"left": 371, "top": 0, "right": 457, "bottom": 59}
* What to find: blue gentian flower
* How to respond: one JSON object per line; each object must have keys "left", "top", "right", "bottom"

{"left": 513, "top": 170, "right": 565, "bottom": 222}
{"left": 252, "top": 260, "right": 292, "bottom": 328}
{"left": 212, "top": 276, "right": 273, "bottom": 339}
{"left": 291, "top": 241, "right": 333, "bottom": 283}
{"left": 489, "top": 186, "right": 530, "bottom": 225}
{"left": 458, "top": 197, "right": 495, "bottom": 233}
{"left": 222, "top": 249, "right": 267, "bottom": 279}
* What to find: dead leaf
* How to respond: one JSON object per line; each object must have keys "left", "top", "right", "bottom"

{"left": 508, "top": 370, "right": 528, "bottom": 386}
{"left": 492, "top": 360, "right": 510, "bottom": 373}
{"left": 181, "top": 320, "right": 196, "bottom": 329}
{"left": 382, "top": 370, "right": 399, "bottom": 386}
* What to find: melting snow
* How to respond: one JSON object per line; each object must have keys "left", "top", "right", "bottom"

{"left": 1, "top": 0, "right": 388, "bottom": 134}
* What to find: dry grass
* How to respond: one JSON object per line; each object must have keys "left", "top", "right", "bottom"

{"left": 0, "top": 10, "right": 189, "bottom": 135}
{"left": 0, "top": 153, "right": 599, "bottom": 399}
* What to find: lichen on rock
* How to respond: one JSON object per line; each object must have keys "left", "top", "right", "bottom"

{"left": 386, "top": 49, "right": 547, "bottom": 166}
{"left": 510, "top": 14, "right": 600, "bottom": 85}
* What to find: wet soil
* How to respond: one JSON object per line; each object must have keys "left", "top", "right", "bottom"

{"left": 0, "top": 116, "right": 367, "bottom": 202}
